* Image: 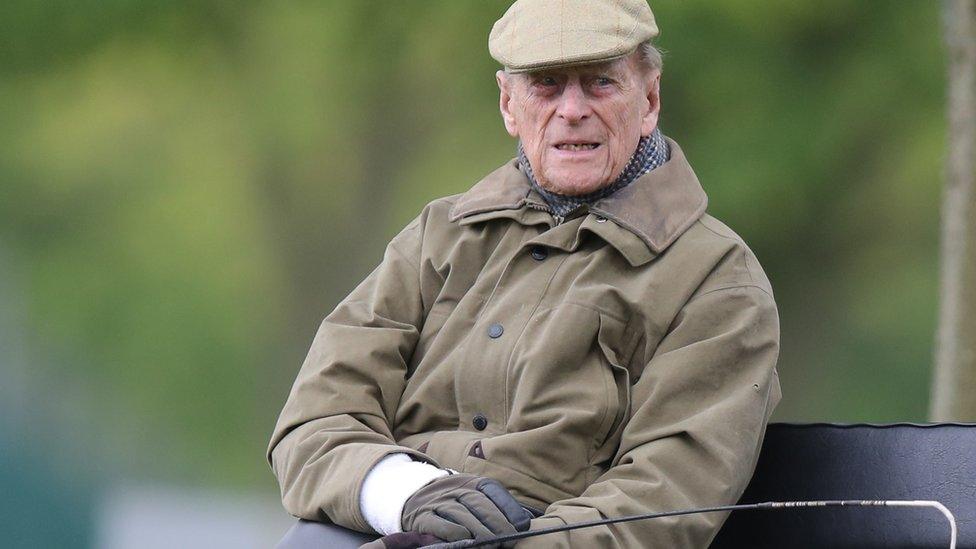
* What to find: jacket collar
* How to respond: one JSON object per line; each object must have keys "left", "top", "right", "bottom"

{"left": 449, "top": 137, "right": 708, "bottom": 263}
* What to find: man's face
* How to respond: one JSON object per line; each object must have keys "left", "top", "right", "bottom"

{"left": 496, "top": 52, "right": 661, "bottom": 196}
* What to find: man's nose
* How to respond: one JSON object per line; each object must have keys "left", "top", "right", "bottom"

{"left": 556, "top": 82, "right": 590, "bottom": 124}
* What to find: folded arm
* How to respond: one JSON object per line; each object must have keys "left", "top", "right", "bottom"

{"left": 268, "top": 216, "right": 439, "bottom": 533}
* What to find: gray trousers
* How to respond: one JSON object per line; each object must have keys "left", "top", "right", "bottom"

{"left": 277, "top": 519, "right": 380, "bottom": 549}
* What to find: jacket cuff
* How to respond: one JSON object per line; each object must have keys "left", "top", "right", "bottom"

{"left": 359, "top": 453, "right": 449, "bottom": 535}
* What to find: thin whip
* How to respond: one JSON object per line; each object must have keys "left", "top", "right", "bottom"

{"left": 421, "top": 499, "right": 957, "bottom": 549}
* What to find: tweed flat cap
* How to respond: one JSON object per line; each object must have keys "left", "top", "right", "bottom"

{"left": 489, "top": 0, "right": 658, "bottom": 73}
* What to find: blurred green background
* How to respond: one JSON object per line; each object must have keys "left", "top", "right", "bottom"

{"left": 0, "top": 1, "right": 945, "bottom": 547}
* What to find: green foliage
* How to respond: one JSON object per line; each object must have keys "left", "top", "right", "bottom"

{"left": 0, "top": 0, "right": 945, "bottom": 493}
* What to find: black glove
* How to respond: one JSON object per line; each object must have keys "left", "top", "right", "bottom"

{"left": 399, "top": 473, "right": 532, "bottom": 546}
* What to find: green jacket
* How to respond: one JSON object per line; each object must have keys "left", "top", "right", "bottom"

{"left": 268, "top": 138, "right": 781, "bottom": 547}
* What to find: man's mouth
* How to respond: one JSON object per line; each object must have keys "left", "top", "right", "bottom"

{"left": 554, "top": 142, "right": 600, "bottom": 151}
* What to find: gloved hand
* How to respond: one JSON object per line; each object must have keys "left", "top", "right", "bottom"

{"left": 399, "top": 473, "right": 532, "bottom": 546}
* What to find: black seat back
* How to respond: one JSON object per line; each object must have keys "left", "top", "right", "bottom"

{"left": 711, "top": 423, "right": 975, "bottom": 548}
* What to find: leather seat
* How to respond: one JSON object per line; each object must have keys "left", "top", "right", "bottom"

{"left": 711, "top": 423, "right": 975, "bottom": 548}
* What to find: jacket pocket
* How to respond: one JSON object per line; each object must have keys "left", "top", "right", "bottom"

{"left": 504, "top": 304, "right": 632, "bottom": 493}
{"left": 594, "top": 313, "right": 636, "bottom": 454}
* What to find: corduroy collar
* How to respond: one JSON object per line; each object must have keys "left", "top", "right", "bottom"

{"left": 448, "top": 137, "right": 708, "bottom": 261}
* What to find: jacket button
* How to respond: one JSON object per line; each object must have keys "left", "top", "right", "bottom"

{"left": 530, "top": 245, "right": 548, "bottom": 261}
{"left": 595, "top": 215, "right": 608, "bottom": 223}
{"left": 487, "top": 323, "right": 504, "bottom": 338}
{"left": 473, "top": 414, "right": 488, "bottom": 431}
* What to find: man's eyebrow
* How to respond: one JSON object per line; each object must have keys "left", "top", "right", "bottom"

{"left": 521, "top": 62, "right": 624, "bottom": 79}
{"left": 582, "top": 60, "right": 631, "bottom": 77}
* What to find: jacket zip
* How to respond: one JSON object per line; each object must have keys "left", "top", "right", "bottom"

{"left": 526, "top": 202, "right": 563, "bottom": 225}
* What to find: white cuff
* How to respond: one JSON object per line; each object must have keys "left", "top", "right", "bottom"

{"left": 359, "top": 453, "right": 449, "bottom": 535}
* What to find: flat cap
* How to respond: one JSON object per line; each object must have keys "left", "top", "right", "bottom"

{"left": 489, "top": 0, "right": 658, "bottom": 73}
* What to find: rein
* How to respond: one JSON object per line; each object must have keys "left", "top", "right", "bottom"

{"left": 421, "top": 499, "right": 958, "bottom": 549}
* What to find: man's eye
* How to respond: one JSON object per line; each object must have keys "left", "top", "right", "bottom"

{"left": 595, "top": 77, "right": 614, "bottom": 86}
{"left": 539, "top": 76, "right": 558, "bottom": 86}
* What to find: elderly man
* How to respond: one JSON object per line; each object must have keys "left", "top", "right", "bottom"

{"left": 269, "top": 1, "right": 781, "bottom": 547}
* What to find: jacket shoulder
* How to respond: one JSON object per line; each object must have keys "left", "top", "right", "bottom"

{"left": 388, "top": 193, "right": 469, "bottom": 259}
{"left": 420, "top": 194, "right": 465, "bottom": 222}
{"left": 411, "top": 194, "right": 466, "bottom": 240}
{"left": 670, "top": 213, "right": 774, "bottom": 299}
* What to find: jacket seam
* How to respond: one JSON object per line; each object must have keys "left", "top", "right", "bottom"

{"left": 590, "top": 344, "right": 616, "bottom": 482}
{"left": 657, "top": 283, "right": 773, "bottom": 350}
{"left": 387, "top": 241, "right": 421, "bottom": 278}
{"left": 695, "top": 219, "right": 759, "bottom": 284}
{"left": 742, "top": 253, "right": 755, "bottom": 284}
{"left": 696, "top": 217, "right": 741, "bottom": 243}
{"left": 623, "top": 318, "right": 644, "bottom": 371}
{"left": 692, "top": 283, "right": 773, "bottom": 301}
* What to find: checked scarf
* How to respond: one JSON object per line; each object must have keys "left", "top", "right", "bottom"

{"left": 517, "top": 127, "right": 670, "bottom": 218}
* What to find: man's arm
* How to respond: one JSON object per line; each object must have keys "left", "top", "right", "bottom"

{"left": 267, "top": 215, "right": 436, "bottom": 533}
{"left": 519, "top": 284, "right": 781, "bottom": 548}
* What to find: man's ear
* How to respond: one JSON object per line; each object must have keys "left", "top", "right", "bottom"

{"left": 640, "top": 71, "right": 661, "bottom": 137}
{"left": 496, "top": 70, "right": 519, "bottom": 137}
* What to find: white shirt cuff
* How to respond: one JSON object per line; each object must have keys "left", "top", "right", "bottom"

{"left": 359, "top": 452, "right": 449, "bottom": 535}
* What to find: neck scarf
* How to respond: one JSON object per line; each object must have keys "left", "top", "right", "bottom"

{"left": 517, "top": 127, "right": 670, "bottom": 217}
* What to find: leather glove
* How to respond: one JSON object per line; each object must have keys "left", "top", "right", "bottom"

{"left": 399, "top": 473, "right": 532, "bottom": 546}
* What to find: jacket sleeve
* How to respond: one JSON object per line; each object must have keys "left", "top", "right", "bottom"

{"left": 267, "top": 215, "right": 438, "bottom": 533}
{"left": 518, "top": 284, "right": 781, "bottom": 548}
